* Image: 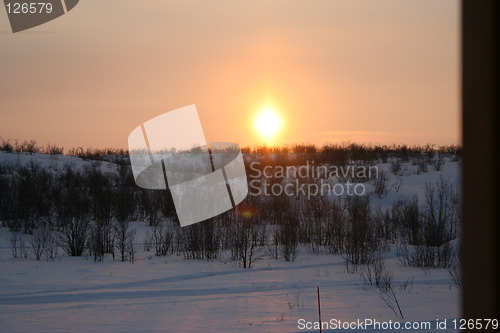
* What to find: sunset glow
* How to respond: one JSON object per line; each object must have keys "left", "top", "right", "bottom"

{"left": 0, "top": 1, "right": 459, "bottom": 149}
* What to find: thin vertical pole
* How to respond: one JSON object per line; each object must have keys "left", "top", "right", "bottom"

{"left": 317, "top": 286, "right": 322, "bottom": 333}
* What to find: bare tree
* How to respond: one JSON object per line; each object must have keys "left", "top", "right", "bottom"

{"left": 151, "top": 222, "right": 174, "bottom": 256}
{"left": 343, "top": 196, "right": 381, "bottom": 272}
{"left": 59, "top": 218, "right": 89, "bottom": 256}
{"left": 373, "top": 170, "right": 389, "bottom": 197}
{"left": 10, "top": 232, "right": 21, "bottom": 258}
{"left": 30, "top": 226, "right": 51, "bottom": 260}
{"left": 230, "top": 217, "right": 263, "bottom": 268}
{"left": 279, "top": 215, "right": 300, "bottom": 262}
{"left": 114, "top": 220, "right": 136, "bottom": 262}
{"left": 390, "top": 158, "right": 402, "bottom": 175}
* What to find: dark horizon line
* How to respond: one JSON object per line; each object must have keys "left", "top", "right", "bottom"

{"left": 0, "top": 136, "right": 462, "bottom": 157}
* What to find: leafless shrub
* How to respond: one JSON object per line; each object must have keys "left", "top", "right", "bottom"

{"left": 399, "top": 277, "right": 414, "bottom": 292}
{"left": 433, "top": 154, "right": 446, "bottom": 171}
{"left": 230, "top": 217, "right": 263, "bottom": 268}
{"left": 287, "top": 290, "right": 304, "bottom": 310}
{"left": 89, "top": 221, "right": 115, "bottom": 262}
{"left": 359, "top": 256, "right": 403, "bottom": 318}
{"left": 372, "top": 207, "right": 394, "bottom": 242}
{"left": 361, "top": 257, "right": 391, "bottom": 290}
{"left": 143, "top": 232, "right": 153, "bottom": 252}
{"left": 19, "top": 235, "right": 28, "bottom": 258}
{"left": 392, "top": 197, "right": 420, "bottom": 245}
{"left": 0, "top": 136, "right": 14, "bottom": 152}
{"left": 30, "top": 227, "right": 52, "bottom": 261}
{"left": 10, "top": 233, "right": 28, "bottom": 259}
{"left": 300, "top": 194, "right": 332, "bottom": 254}
{"left": 390, "top": 158, "right": 402, "bottom": 175}
{"left": 152, "top": 222, "right": 174, "bottom": 256}
{"left": 137, "top": 190, "right": 163, "bottom": 227}
{"left": 59, "top": 218, "right": 89, "bottom": 257}
{"left": 416, "top": 157, "right": 428, "bottom": 174}
{"left": 179, "top": 220, "right": 221, "bottom": 260}
{"left": 267, "top": 227, "right": 280, "bottom": 260}
{"left": 44, "top": 231, "right": 58, "bottom": 261}
{"left": 15, "top": 140, "right": 38, "bottom": 154}
{"left": 373, "top": 170, "right": 389, "bottom": 197}
{"left": 127, "top": 239, "right": 135, "bottom": 263}
{"left": 44, "top": 143, "right": 64, "bottom": 155}
{"left": 325, "top": 198, "right": 345, "bottom": 254}
{"left": 393, "top": 176, "right": 403, "bottom": 192}
{"left": 114, "top": 221, "right": 136, "bottom": 262}
{"left": 10, "top": 232, "right": 20, "bottom": 258}
{"left": 448, "top": 261, "right": 461, "bottom": 287}
{"left": 380, "top": 282, "right": 404, "bottom": 319}
{"left": 279, "top": 216, "right": 300, "bottom": 262}
{"left": 343, "top": 196, "right": 381, "bottom": 272}
{"left": 400, "top": 242, "right": 454, "bottom": 269}
{"left": 399, "top": 178, "right": 459, "bottom": 269}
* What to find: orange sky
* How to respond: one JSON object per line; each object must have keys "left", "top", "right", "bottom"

{"left": 0, "top": 0, "right": 460, "bottom": 149}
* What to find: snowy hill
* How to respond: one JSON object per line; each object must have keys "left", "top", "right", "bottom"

{"left": 0, "top": 151, "right": 462, "bottom": 332}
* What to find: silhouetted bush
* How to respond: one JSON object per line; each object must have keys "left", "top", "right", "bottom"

{"left": 343, "top": 196, "right": 381, "bottom": 272}
{"left": 0, "top": 139, "right": 461, "bottom": 267}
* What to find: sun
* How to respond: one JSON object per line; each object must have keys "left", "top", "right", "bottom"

{"left": 255, "top": 106, "right": 282, "bottom": 142}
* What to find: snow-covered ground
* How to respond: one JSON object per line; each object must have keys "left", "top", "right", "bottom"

{"left": 0, "top": 226, "right": 460, "bottom": 333}
{"left": 0, "top": 151, "right": 118, "bottom": 174}
{"left": 0, "top": 152, "right": 461, "bottom": 332}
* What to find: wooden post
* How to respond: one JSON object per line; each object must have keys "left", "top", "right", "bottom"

{"left": 317, "top": 286, "right": 322, "bottom": 333}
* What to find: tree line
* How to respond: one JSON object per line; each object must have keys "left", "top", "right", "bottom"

{"left": 0, "top": 140, "right": 461, "bottom": 271}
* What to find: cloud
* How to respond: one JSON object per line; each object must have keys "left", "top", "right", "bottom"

{"left": 317, "top": 130, "right": 392, "bottom": 144}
